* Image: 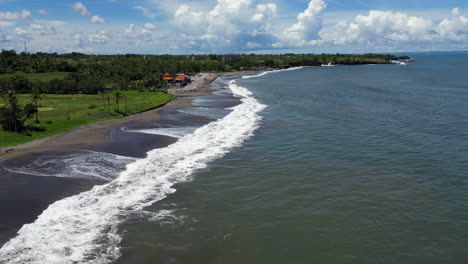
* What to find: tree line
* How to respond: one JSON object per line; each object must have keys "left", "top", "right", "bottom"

{"left": 0, "top": 50, "right": 407, "bottom": 134}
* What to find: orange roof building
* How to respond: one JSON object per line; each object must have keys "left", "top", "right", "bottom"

{"left": 163, "top": 73, "right": 174, "bottom": 81}
{"left": 175, "top": 74, "right": 186, "bottom": 82}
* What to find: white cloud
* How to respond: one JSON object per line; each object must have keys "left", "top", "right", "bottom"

{"left": 134, "top": 6, "right": 158, "bottom": 19}
{"left": 143, "top": 23, "right": 157, "bottom": 31}
{"left": 246, "top": 41, "right": 262, "bottom": 49}
{"left": 1, "top": 0, "right": 467, "bottom": 54}
{"left": 279, "top": 0, "right": 327, "bottom": 47}
{"left": 436, "top": 9, "right": 468, "bottom": 42}
{"left": 27, "top": 23, "right": 57, "bottom": 35}
{"left": 37, "top": 9, "right": 48, "bottom": 15}
{"left": 0, "top": 9, "right": 31, "bottom": 20}
{"left": 125, "top": 24, "right": 134, "bottom": 34}
{"left": 172, "top": 0, "right": 278, "bottom": 51}
{"left": 91, "top": 15, "right": 106, "bottom": 23}
{"left": 321, "top": 10, "right": 436, "bottom": 46}
{"left": 72, "top": 2, "right": 91, "bottom": 17}
{"left": 88, "top": 32, "right": 109, "bottom": 43}
{"left": 0, "top": 21, "right": 15, "bottom": 27}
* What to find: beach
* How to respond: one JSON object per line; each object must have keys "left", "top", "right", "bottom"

{"left": 0, "top": 73, "right": 218, "bottom": 163}
{"left": 0, "top": 72, "right": 221, "bottom": 246}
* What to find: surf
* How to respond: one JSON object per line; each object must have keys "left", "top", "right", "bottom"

{"left": 0, "top": 80, "right": 266, "bottom": 264}
{"left": 242, "top": 66, "right": 304, "bottom": 79}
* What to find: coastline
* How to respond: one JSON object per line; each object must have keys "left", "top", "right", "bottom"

{"left": 0, "top": 72, "right": 220, "bottom": 246}
{"left": 0, "top": 73, "right": 217, "bottom": 163}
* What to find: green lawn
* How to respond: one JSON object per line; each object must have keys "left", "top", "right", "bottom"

{"left": 0, "top": 91, "right": 174, "bottom": 146}
{"left": 0, "top": 72, "right": 69, "bottom": 82}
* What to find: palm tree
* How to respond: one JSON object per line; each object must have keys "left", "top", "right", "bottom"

{"left": 31, "top": 86, "right": 41, "bottom": 123}
{"left": 114, "top": 91, "right": 122, "bottom": 112}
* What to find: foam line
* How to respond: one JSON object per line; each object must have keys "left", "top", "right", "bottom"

{"left": 242, "top": 66, "right": 304, "bottom": 79}
{"left": 0, "top": 80, "right": 266, "bottom": 264}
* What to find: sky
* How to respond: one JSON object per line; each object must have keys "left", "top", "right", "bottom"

{"left": 0, "top": 0, "right": 466, "bottom": 54}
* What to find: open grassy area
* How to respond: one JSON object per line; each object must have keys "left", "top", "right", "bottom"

{"left": 0, "top": 72, "right": 69, "bottom": 82}
{"left": 0, "top": 91, "right": 174, "bottom": 146}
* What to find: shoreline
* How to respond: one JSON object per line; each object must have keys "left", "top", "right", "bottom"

{"left": 0, "top": 66, "right": 293, "bottom": 163}
{"left": 0, "top": 73, "right": 218, "bottom": 163}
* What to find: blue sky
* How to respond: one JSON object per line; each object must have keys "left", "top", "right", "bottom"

{"left": 0, "top": 0, "right": 466, "bottom": 54}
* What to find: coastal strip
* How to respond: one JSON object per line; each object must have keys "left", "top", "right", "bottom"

{"left": 0, "top": 73, "right": 217, "bottom": 163}
{"left": 0, "top": 76, "right": 267, "bottom": 264}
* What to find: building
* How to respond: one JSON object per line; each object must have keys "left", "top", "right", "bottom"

{"left": 163, "top": 73, "right": 174, "bottom": 82}
{"left": 175, "top": 74, "right": 190, "bottom": 87}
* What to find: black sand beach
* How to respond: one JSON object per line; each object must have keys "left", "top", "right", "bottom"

{"left": 0, "top": 72, "right": 243, "bottom": 247}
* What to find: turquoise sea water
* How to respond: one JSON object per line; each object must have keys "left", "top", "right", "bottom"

{"left": 116, "top": 52, "right": 468, "bottom": 263}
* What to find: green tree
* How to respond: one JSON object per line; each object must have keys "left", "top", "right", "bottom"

{"left": 10, "top": 75, "right": 32, "bottom": 93}
{"left": 0, "top": 90, "right": 37, "bottom": 133}
{"left": 113, "top": 90, "right": 122, "bottom": 112}
{"left": 31, "top": 86, "right": 42, "bottom": 123}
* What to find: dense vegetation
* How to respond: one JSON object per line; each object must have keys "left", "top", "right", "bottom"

{"left": 0, "top": 91, "right": 174, "bottom": 146}
{"left": 0, "top": 50, "right": 407, "bottom": 146}
{"left": 0, "top": 50, "right": 407, "bottom": 95}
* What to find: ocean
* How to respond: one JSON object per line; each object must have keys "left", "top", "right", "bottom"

{"left": 1, "top": 51, "right": 468, "bottom": 263}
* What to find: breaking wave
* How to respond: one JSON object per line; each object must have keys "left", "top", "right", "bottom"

{"left": 121, "top": 126, "right": 197, "bottom": 139}
{"left": 242, "top": 66, "right": 304, "bottom": 79}
{"left": 0, "top": 80, "right": 266, "bottom": 264}
{"left": 2, "top": 150, "right": 136, "bottom": 181}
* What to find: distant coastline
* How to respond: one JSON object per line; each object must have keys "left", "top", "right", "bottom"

{"left": 0, "top": 51, "right": 407, "bottom": 158}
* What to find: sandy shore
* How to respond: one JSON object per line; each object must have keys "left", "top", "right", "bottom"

{"left": 0, "top": 73, "right": 218, "bottom": 162}
{"left": 167, "top": 73, "right": 217, "bottom": 97}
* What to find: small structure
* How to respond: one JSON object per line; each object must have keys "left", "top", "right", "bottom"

{"left": 163, "top": 73, "right": 175, "bottom": 82}
{"left": 175, "top": 74, "right": 190, "bottom": 87}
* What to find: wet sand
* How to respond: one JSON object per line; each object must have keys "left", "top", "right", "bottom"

{"left": 0, "top": 73, "right": 216, "bottom": 163}
{"left": 0, "top": 70, "right": 248, "bottom": 247}
{"left": 0, "top": 72, "right": 219, "bottom": 246}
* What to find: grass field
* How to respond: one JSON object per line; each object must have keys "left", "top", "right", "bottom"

{"left": 0, "top": 72, "right": 70, "bottom": 82}
{"left": 0, "top": 91, "right": 174, "bottom": 146}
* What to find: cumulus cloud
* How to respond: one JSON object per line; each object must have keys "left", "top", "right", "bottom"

{"left": 134, "top": 6, "right": 158, "bottom": 19}
{"left": 143, "top": 23, "right": 157, "bottom": 31}
{"left": 73, "top": 2, "right": 90, "bottom": 17}
{"left": 172, "top": 0, "right": 278, "bottom": 51}
{"left": 318, "top": 8, "right": 467, "bottom": 49}
{"left": 0, "top": 21, "right": 16, "bottom": 27}
{"left": 91, "top": 15, "right": 106, "bottom": 23}
{"left": 125, "top": 24, "right": 135, "bottom": 34}
{"left": 37, "top": 9, "right": 48, "bottom": 15}
{"left": 88, "top": 31, "right": 109, "bottom": 43}
{"left": 0, "top": 9, "right": 31, "bottom": 20}
{"left": 320, "top": 10, "right": 434, "bottom": 46}
{"left": 435, "top": 8, "right": 468, "bottom": 42}
{"left": 27, "top": 23, "right": 57, "bottom": 35}
{"left": 278, "top": 0, "right": 327, "bottom": 47}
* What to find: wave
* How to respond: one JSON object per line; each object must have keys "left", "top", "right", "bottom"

{"left": 2, "top": 150, "right": 136, "bottom": 181}
{"left": 0, "top": 80, "right": 266, "bottom": 264}
{"left": 121, "top": 126, "right": 197, "bottom": 139}
{"left": 242, "top": 66, "right": 304, "bottom": 79}
{"left": 177, "top": 107, "right": 231, "bottom": 119}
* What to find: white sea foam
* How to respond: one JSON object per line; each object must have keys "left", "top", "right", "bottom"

{"left": 2, "top": 150, "right": 136, "bottom": 181}
{"left": 0, "top": 80, "right": 266, "bottom": 264}
{"left": 121, "top": 126, "right": 197, "bottom": 139}
{"left": 242, "top": 66, "right": 304, "bottom": 79}
{"left": 177, "top": 107, "right": 230, "bottom": 119}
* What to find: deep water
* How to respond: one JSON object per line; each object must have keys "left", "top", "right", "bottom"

{"left": 116, "top": 52, "right": 468, "bottom": 264}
